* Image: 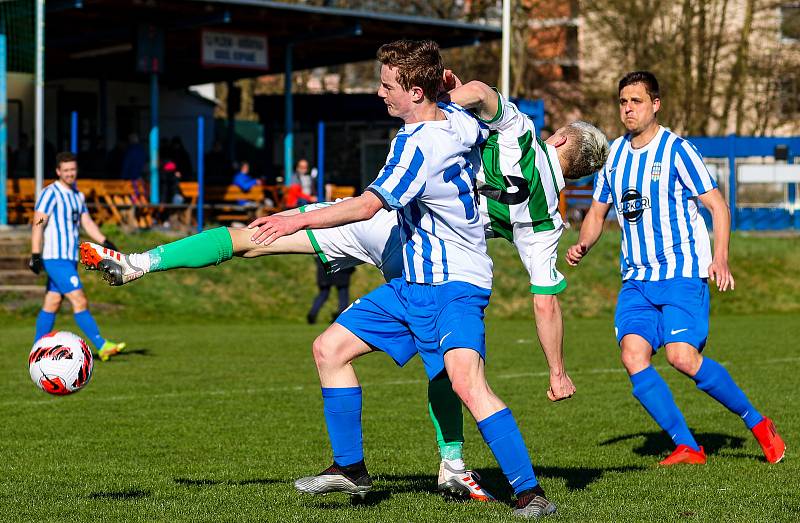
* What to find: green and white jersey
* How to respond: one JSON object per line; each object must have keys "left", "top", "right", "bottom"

{"left": 477, "top": 93, "right": 565, "bottom": 242}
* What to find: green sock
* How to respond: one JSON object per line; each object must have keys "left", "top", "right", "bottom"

{"left": 147, "top": 227, "right": 234, "bottom": 272}
{"left": 427, "top": 372, "right": 464, "bottom": 461}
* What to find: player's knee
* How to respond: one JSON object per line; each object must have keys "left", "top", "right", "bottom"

{"left": 449, "top": 374, "right": 483, "bottom": 410}
{"left": 620, "top": 347, "right": 650, "bottom": 374}
{"left": 43, "top": 293, "right": 62, "bottom": 312}
{"left": 67, "top": 293, "right": 88, "bottom": 311}
{"left": 533, "top": 294, "right": 558, "bottom": 318}
{"left": 666, "top": 349, "right": 701, "bottom": 375}
{"left": 312, "top": 333, "right": 345, "bottom": 370}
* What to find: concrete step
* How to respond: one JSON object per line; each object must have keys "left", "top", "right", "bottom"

{"left": 0, "top": 256, "right": 28, "bottom": 270}
{"left": 0, "top": 270, "right": 40, "bottom": 285}
{"left": 0, "top": 284, "right": 42, "bottom": 296}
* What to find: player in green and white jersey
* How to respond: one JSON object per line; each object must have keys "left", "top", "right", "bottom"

{"left": 446, "top": 77, "right": 609, "bottom": 401}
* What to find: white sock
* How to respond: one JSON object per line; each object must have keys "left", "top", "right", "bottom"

{"left": 128, "top": 252, "right": 152, "bottom": 273}
{"left": 443, "top": 458, "right": 466, "bottom": 472}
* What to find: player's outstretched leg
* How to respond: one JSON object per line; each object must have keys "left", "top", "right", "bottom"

{"left": 80, "top": 227, "right": 235, "bottom": 286}
{"left": 681, "top": 355, "right": 785, "bottom": 463}
{"left": 428, "top": 372, "right": 494, "bottom": 501}
{"left": 80, "top": 223, "right": 315, "bottom": 286}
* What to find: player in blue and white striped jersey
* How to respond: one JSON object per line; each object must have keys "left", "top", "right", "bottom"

{"left": 30, "top": 152, "right": 126, "bottom": 361}
{"left": 567, "top": 71, "right": 784, "bottom": 465}
{"left": 249, "top": 39, "right": 554, "bottom": 517}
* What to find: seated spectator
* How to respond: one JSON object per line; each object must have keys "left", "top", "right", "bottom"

{"left": 284, "top": 183, "right": 316, "bottom": 209}
{"left": 232, "top": 161, "right": 261, "bottom": 206}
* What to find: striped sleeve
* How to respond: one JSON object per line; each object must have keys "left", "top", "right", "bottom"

{"left": 674, "top": 139, "right": 717, "bottom": 196}
{"left": 78, "top": 192, "right": 88, "bottom": 214}
{"left": 592, "top": 165, "right": 613, "bottom": 204}
{"left": 368, "top": 133, "right": 426, "bottom": 210}
{"left": 34, "top": 187, "right": 57, "bottom": 215}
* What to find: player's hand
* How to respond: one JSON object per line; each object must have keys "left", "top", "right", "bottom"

{"left": 565, "top": 242, "right": 588, "bottom": 266}
{"left": 547, "top": 372, "right": 576, "bottom": 402}
{"left": 102, "top": 238, "right": 119, "bottom": 252}
{"left": 28, "top": 253, "right": 43, "bottom": 274}
{"left": 708, "top": 258, "right": 735, "bottom": 292}
{"left": 442, "top": 69, "right": 463, "bottom": 91}
{"left": 247, "top": 215, "right": 302, "bottom": 245}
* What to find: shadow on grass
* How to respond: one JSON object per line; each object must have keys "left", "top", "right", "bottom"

{"left": 174, "top": 477, "right": 280, "bottom": 487}
{"left": 302, "top": 489, "right": 393, "bottom": 509}
{"left": 466, "top": 465, "right": 645, "bottom": 502}
{"left": 599, "top": 431, "right": 746, "bottom": 457}
{"left": 89, "top": 489, "right": 150, "bottom": 500}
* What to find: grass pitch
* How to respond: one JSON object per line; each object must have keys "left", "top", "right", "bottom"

{"left": 1, "top": 314, "right": 797, "bottom": 522}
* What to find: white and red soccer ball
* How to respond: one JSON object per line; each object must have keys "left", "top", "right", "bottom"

{"left": 29, "top": 331, "right": 93, "bottom": 395}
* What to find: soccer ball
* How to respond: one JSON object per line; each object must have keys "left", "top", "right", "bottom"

{"left": 29, "top": 331, "right": 93, "bottom": 395}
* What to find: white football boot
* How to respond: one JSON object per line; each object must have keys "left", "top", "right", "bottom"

{"left": 79, "top": 242, "right": 145, "bottom": 286}
{"left": 437, "top": 461, "right": 494, "bottom": 502}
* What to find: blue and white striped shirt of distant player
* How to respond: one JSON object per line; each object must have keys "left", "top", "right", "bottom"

{"left": 593, "top": 126, "right": 716, "bottom": 281}
{"left": 366, "top": 102, "right": 493, "bottom": 289}
{"left": 34, "top": 181, "right": 88, "bottom": 261}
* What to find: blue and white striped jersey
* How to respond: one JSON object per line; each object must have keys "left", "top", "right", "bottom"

{"left": 367, "top": 102, "right": 493, "bottom": 289}
{"left": 34, "top": 181, "right": 88, "bottom": 261}
{"left": 593, "top": 126, "right": 717, "bottom": 281}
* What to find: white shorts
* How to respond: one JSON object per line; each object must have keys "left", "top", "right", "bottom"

{"left": 512, "top": 223, "right": 567, "bottom": 295}
{"left": 301, "top": 203, "right": 403, "bottom": 282}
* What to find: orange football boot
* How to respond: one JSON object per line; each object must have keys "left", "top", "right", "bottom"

{"left": 752, "top": 417, "right": 785, "bottom": 463}
{"left": 659, "top": 445, "right": 707, "bottom": 466}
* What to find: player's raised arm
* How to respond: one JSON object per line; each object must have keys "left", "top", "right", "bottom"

{"left": 248, "top": 192, "right": 384, "bottom": 245}
{"left": 447, "top": 80, "right": 499, "bottom": 122}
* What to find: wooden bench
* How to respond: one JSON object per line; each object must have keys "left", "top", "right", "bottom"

{"left": 77, "top": 179, "right": 156, "bottom": 229}
{"left": 5, "top": 178, "right": 36, "bottom": 224}
{"left": 178, "top": 182, "right": 285, "bottom": 225}
{"left": 4, "top": 178, "right": 156, "bottom": 228}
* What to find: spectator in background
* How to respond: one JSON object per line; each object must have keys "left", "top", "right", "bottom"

{"left": 160, "top": 158, "right": 184, "bottom": 205}
{"left": 284, "top": 158, "right": 317, "bottom": 208}
{"left": 232, "top": 160, "right": 261, "bottom": 206}
{"left": 293, "top": 158, "right": 317, "bottom": 197}
{"left": 307, "top": 258, "right": 355, "bottom": 324}
{"left": 121, "top": 133, "right": 146, "bottom": 204}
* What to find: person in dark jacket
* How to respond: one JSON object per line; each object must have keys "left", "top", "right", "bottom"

{"left": 307, "top": 258, "right": 354, "bottom": 324}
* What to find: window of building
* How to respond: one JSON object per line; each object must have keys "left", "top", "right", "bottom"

{"left": 781, "top": 4, "right": 800, "bottom": 41}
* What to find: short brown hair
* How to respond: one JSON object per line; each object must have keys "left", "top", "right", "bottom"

{"left": 55, "top": 151, "right": 77, "bottom": 169}
{"left": 618, "top": 71, "right": 660, "bottom": 101}
{"left": 377, "top": 39, "right": 443, "bottom": 102}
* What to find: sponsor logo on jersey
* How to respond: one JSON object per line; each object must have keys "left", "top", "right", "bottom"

{"left": 617, "top": 188, "right": 651, "bottom": 223}
{"left": 651, "top": 162, "right": 662, "bottom": 183}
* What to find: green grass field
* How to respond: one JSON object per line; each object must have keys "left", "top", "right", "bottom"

{"left": 2, "top": 313, "right": 798, "bottom": 522}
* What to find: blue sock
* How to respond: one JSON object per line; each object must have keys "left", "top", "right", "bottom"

{"left": 34, "top": 310, "right": 56, "bottom": 343}
{"left": 693, "top": 358, "right": 763, "bottom": 430}
{"left": 477, "top": 408, "right": 538, "bottom": 495}
{"left": 630, "top": 366, "right": 700, "bottom": 451}
{"left": 321, "top": 387, "right": 363, "bottom": 467}
{"left": 73, "top": 310, "right": 105, "bottom": 350}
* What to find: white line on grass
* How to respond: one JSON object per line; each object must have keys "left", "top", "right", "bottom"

{"left": 8, "top": 356, "right": 800, "bottom": 407}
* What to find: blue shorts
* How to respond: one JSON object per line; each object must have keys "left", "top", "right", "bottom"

{"left": 43, "top": 259, "right": 83, "bottom": 294}
{"left": 614, "top": 277, "right": 709, "bottom": 352}
{"left": 337, "top": 278, "right": 491, "bottom": 380}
